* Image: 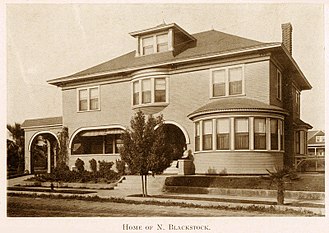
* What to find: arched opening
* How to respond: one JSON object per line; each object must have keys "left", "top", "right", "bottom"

{"left": 163, "top": 124, "right": 187, "bottom": 161}
{"left": 30, "top": 133, "right": 58, "bottom": 174}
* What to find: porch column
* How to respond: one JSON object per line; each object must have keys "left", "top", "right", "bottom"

{"left": 47, "top": 140, "right": 51, "bottom": 173}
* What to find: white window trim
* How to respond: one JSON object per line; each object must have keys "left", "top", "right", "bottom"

{"left": 77, "top": 86, "right": 101, "bottom": 112}
{"left": 194, "top": 115, "right": 284, "bottom": 153}
{"left": 209, "top": 64, "right": 245, "bottom": 99}
{"left": 296, "top": 90, "right": 300, "bottom": 115}
{"left": 139, "top": 31, "right": 170, "bottom": 56}
{"left": 131, "top": 76, "right": 169, "bottom": 107}
{"left": 277, "top": 69, "right": 282, "bottom": 101}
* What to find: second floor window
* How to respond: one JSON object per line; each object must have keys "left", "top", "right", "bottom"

{"left": 132, "top": 77, "right": 168, "bottom": 106}
{"left": 277, "top": 69, "right": 282, "bottom": 100}
{"left": 295, "top": 90, "right": 300, "bottom": 115}
{"left": 211, "top": 65, "right": 244, "bottom": 98}
{"left": 78, "top": 86, "right": 100, "bottom": 112}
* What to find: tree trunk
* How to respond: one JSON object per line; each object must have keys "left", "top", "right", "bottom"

{"left": 141, "top": 175, "right": 145, "bottom": 197}
{"left": 144, "top": 175, "right": 148, "bottom": 197}
{"left": 277, "top": 181, "right": 285, "bottom": 205}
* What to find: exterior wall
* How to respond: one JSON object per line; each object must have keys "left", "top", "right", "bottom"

{"left": 193, "top": 151, "right": 283, "bottom": 174}
{"left": 61, "top": 58, "right": 275, "bottom": 173}
{"left": 24, "top": 126, "right": 62, "bottom": 173}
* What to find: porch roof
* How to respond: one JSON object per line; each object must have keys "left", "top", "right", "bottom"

{"left": 188, "top": 98, "right": 287, "bottom": 119}
{"left": 22, "top": 116, "right": 63, "bottom": 129}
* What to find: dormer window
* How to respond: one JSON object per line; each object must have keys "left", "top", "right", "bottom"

{"left": 140, "top": 32, "right": 169, "bottom": 55}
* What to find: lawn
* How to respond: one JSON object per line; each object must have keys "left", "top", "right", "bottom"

{"left": 164, "top": 174, "right": 324, "bottom": 192}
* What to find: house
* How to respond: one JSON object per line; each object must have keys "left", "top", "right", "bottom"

{"left": 307, "top": 130, "right": 325, "bottom": 157}
{"left": 22, "top": 22, "right": 312, "bottom": 175}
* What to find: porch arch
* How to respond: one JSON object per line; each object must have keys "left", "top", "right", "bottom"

{"left": 28, "top": 131, "right": 59, "bottom": 152}
{"left": 156, "top": 120, "right": 190, "bottom": 144}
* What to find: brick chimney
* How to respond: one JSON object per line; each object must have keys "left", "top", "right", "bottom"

{"left": 281, "top": 23, "right": 293, "bottom": 55}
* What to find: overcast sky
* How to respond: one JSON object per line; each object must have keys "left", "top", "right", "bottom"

{"left": 6, "top": 3, "right": 325, "bottom": 130}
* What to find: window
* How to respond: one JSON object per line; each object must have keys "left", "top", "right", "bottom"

{"left": 142, "top": 79, "right": 151, "bottom": 104}
{"left": 142, "top": 36, "right": 154, "bottom": 55}
{"left": 211, "top": 66, "right": 243, "bottom": 97}
{"left": 235, "top": 118, "right": 249, "bottom": 149}
{"left": 156, "top": 34, "right": 168, "bottom": 52}
{"left": 78, "top": 86, "right": 100, "bottom": 111}
{"left": 279, "top": 120, "right": 284, "bottom": 150}
{"left": 203, "top": 120, "right": 213, "bottom": 150}
{"left": 295, "top": 131, "right": 300, "bottom": 154}
{"left": 195, "top": 122, "right": 200, "bottom": 151}
{"left": 72, "top": 133, "right": 123, "bottom": 155}
{"left": 254, "top": 118, "right": 266, "bottom": 150}
{"left": 271, "top": 119, "right": 278, "bottom": 150}
{"left": 277, "top": 70, "right": 282, "bottom": 100}
{"left": 216, "top": 118, "right": 230, "bottom": 150}
{"left": 213, "top": 70, "right": 226, "bottom": 97}
{"left": 133, "top": 81, "right": 140, "bottom": 105}
{"left": 295, "top": 90, "right": 300, "bottom": 115}
{"left": 141, "top": 33, "right": 169, "bottom": 55}
{"left": 316, "top": 136, "right": 325, "bottom": 143}
{"left": 229, "top": 67, "right": 243, "bottom": 95}
{"left": 132, "top": 77, "right": 167, "bottom": 106}
{"left": 155, "top": 78, "right": 166, "bottom": 102}
{"left": 300, "top": 131, "right": 305, "bottom": 154}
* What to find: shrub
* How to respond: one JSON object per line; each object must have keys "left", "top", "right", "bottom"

{"left": 98, "top": 160, "right": 118, "bottom": 181}
{"left": 75, "top": 158, "right": 85, "bottom": 172}
{"left": 115, "top": 159, "right": 126, "bottom": 175}
{"left": 89, "top": 159, "right": 97, "bottom": 173}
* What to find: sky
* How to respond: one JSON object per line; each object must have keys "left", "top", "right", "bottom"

{"left": 6, "top": 3, "right": 326, "bottom": 130}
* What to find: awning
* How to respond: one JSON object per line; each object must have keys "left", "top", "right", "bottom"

{"left": 80, "top": 128, "right": 125, "bottom": 137}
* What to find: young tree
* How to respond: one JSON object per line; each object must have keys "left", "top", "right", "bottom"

{"left": 120, "top": 110, "right": 173, "bottom": 197}
{"left": 7, "top": 123, "right": 25, "bottom": 173}
{"left": 56, "top": 127, "right": 69, "bottom": 169}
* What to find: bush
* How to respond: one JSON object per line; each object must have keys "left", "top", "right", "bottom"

{"left": 89, "top": 159, "right": 97, "bottom": 173}
{"left": 116, "top": 159, "right": 126, "bottom": 175}
{"left": 98, "top": 160, "right": 118, "bottom": 181}
{"left": 75, "top": 158, "right": 85, "bottom": 172}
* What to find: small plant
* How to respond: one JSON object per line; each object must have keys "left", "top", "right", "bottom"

{"left": 266, "top": 166, "right": 299, "bottom": 205}
{"left": 115, "top": 159, "right": 126, "bottom": 175}
{"left": 75, "top": 158, "right": 85, "bottom": 172}
{"left": 89, "top": 159, "right": 97, "bottom": 173}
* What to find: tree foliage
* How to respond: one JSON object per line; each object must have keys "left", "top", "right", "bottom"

{"left": 7, "top": 123, "right": 25, "bottom": 173}
{"left": 120, "top": 110, "right": 173, "bottom": 196}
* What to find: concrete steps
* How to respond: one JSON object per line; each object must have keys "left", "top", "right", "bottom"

{"left": 115, "top": 175, "right": 168, "bottom": 195}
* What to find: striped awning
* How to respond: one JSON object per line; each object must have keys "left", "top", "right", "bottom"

{"left": 80, "top": 128, "right": 124, "bottom": 137}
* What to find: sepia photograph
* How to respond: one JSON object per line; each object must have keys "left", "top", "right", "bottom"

{"left": 3, "top": 1, "right": 327, "bottom": 232}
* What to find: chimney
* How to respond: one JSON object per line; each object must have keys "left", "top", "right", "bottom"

{"left": 281, "top": 23, "right": 293, "bottom": 55}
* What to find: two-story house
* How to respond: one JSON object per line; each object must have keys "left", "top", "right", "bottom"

{"left": 22, "top": 22, "right": 312, "bottom": 175}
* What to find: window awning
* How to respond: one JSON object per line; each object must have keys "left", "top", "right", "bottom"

{"left": 80, "top": 128, "right": 125, "bottom": 137}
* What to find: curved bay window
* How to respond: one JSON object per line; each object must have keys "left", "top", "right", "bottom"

{"left": 194, "top": 116, "right": 284, "bottom": 152}
{"left": 71, "top": 129, "right": 124, "bottom": 155}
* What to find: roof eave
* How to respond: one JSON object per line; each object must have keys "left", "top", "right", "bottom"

{"left": 48, "top": 43, "right": 282, "bottom": 87}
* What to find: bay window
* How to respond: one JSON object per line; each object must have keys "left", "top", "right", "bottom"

{"left": 132, "top": 77, "right": 168, "bottom": 106}
{"left": 216, "top": 118, "right": 230, "bottom": 150}
{"left": 235, "top": 118, "right": 249, "bottom": 149}
{"left": 254, "top": 118, "right": 266, "bottom": 150}
{"left": 195, "top": 122, "right": 200, "bottom": 151}
{"left": 203, "top": 120, "right": 213, "bottom": 150}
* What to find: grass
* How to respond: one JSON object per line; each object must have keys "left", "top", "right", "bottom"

{"left": 8, "top": 186, "right": 97, "bottom": 194}
{"left": 165, "top": 174, "right": 325, "bottom": 192}
{"left": 7, "top": 192, "right": 322, "bottom": 216}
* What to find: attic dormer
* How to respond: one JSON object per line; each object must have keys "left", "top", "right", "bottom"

{"left": 129, "top": 23, "right": 196, "bottom": 57}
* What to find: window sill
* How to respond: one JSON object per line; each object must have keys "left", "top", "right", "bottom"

{"left": 210, "top": 93, "right": 246, "bottom": 99}
{"left": 132, "top": 102, "right": 169, "bottom": 109}
{"left": 77, "top": 109, "right": 101, "bottom": 113}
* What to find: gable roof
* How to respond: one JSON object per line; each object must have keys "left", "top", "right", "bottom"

{"left": 308, "top": 130, "right": 325, "bottom": 143}
{"left": 22, "top": 117, "right": 63, "bottom": 129}
{"left": 48, "top": 29, "right": 279, "bottom": 85}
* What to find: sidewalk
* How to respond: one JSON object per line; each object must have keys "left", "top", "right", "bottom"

{"left": 7, "top": 175, "right": 325, "bottom": 216}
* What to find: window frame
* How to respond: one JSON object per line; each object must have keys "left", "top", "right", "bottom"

{"left": 140, "top": 32, "right": 169, "bottom": 56}
{"left": 77, "top": 86, "right": 100, "bottom": 112}
{"left": 132, "top": 76, "right": 169, "bottom": 107}
{"left": 210, "top": 65, "right": 245, "bottom": 98}
{"left": 277, "top": 69, "right": 282, "bottom": 101}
